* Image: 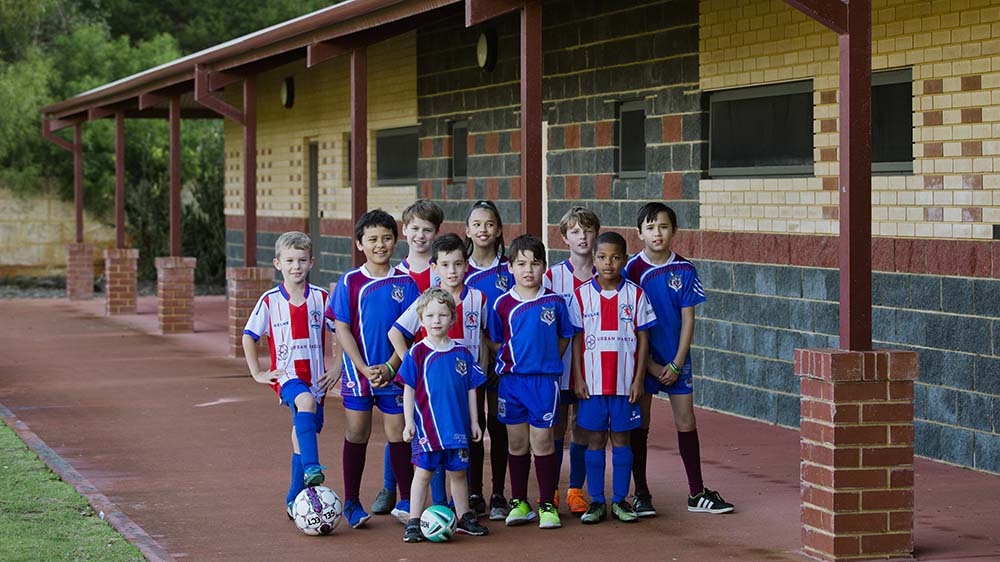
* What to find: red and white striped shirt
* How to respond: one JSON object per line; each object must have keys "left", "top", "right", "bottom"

{"left": 544, "top": 260, "right": 595, "bottom": 390}
{"left": 569, "top": 278, "right": 657, "bottom": 396}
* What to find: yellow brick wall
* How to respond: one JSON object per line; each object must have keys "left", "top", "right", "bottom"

{"left": 700, "top": 0, "right": 1000, "bottom": 239}
{"left": 224, "top": 32, "right": 418, "bottom": 222}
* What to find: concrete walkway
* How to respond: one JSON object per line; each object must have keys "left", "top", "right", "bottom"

{"left": 0, "top": 297, "right": 997, "bottom": 561}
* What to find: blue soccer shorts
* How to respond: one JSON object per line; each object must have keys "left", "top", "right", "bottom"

{"left": 497, "top": 374, "right": 560, "bottom": 428}
{"left": 342, "top": 392, "right": 404, "bottom": 415}
{"left": 280, "top": 379, "right": 325, "bottom": 433}
{"left": 644, "top": 361, "right": 693, "bottom": 396}
{"left": 576, "top": 395, "right": 641, "bottom": 433}
{"left": 413, "top": 448, "right": 470, "bottom": 472}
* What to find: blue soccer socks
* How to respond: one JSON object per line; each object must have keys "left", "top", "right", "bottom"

{"left": 286, "top": 453, "right": 304, "bottom": 505}
{"left": 585, "top": 448, "right": 607, "bottom": 505}
{"left": 294, "top": 411, "right": 320, "bottom": 471}
{"left": 611, "top": 446, "right": 633, "bottom": 504}
{"left": 569, "top": 441, "right": 587, "bottom": 489}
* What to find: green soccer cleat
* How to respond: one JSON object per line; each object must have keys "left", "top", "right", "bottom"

{"left": 612, "top": 499, "right": 639, "bottom": 522}
{"left": 580, "top": 501, "right": 607, "bottom": 524}
{"left": 537, "top": 502, "right": 561, "bottom": 529}
{"left": 504, "top": 498, "right": 537, "bottom": 526}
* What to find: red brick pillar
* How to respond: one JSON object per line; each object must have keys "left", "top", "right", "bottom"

{"left": 226, "top": 266, "right": 275, "bottom": 358}
{"left": 796, "top": 348, "right": 919, "bottom": 561}
{"left": 65, "top": 242, "right": 95, "bottom": 300}
{"left": 103, "top": 248, "right": 138, "bottom": 315}
{"left": 155, "top": 257, "right": 196, "bottom": 334}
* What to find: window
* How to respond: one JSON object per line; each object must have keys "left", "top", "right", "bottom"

{"left": 618, "top": 101, "right": 646, "bottom": 177}
{"left": 375, "top": 126, "right": 418, "bottom": 185}
{"left": 872, "top": 69, "right": 912, "bottom": 174}
{"left": 709, "top": 81, "right": 814, "bottom": 177}
{"left": 451, "top": 121, "right": 468, "bottom": 180}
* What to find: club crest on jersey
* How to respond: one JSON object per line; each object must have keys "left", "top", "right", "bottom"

{"left": 540, "top": 306, "right": 556, "bottom": 326}
{"left": 277, "top": 343, "right": 289, "bottom": 361}
{"left": 310, "top": 310, "right": 322, "bottom": 327}
{"left": 668, "top": 273, "right": 683, "bottom": 292}
{"left": 455, "top": 358, "right": 468, "bottom": 376}
{"left": 619, "top": 303, "right": 634, "bottom": 323}
{"left": 391, "top": 285, "right": 405, "bottom": 303}
{"left": 495, "top": 274, "right": 509, "bottom": 291}
{"left": 465, "top": 311, "right": 479, "bottom": 329}
{"left": 585, "top": 334, "right": 596, "bottom": 350}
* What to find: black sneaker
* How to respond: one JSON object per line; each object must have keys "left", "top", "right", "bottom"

{"left": 456, "top": 511, "right": 489, "bottom": 536}
{"left": 469, "top": 494, "right": 487, "bottom": 518}
{"left": 688, "top": 488, "right": 734, "bottom": 514}
{"left": 403, "top": 520, "right": 424, "bottom": 543}
{"left": 633, "top": 494, "right": 657, "bottom": 518}
{"left": 488, "top": 494, "right": 508, "bottom": 521}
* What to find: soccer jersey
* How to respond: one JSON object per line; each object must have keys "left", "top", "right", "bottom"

{"left": 489, "top": 287, "right": 576, "bottom": 376}
{"left": 331, "top": 264, "right": 420, "bottom": 397}
{"left": 544, "top": 259, "right": 595, "bottom": 391}
{"left": 395, "top": 259, "right": 439, "bottom": 292}
{"left": 466, "top": 257, "right": 514, "bottom": 314}
{"left": 623, "top": 251, "right": 705, "bottom": 367}
{"left": 569, "top": 278, "right": 657, "bottom": 396}
{"left": 396, "top": 340, "right": 487, "bottom": 453}
{"left": 243, "top": 283, "right": 332, "bottom": 399}
{"left": 393, "top": 286, "right": 488, "bottom": 361}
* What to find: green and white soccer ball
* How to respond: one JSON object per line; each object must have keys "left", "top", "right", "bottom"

{"left": 292, "top": 486, "right": 343, "bottom": 536}
{"left": 420, "top": 505, "right": 456, "bottom": 542}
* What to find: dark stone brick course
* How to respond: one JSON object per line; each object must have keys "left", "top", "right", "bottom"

{"left": 973, "top": 431, "right": 1000, "bottom": 473}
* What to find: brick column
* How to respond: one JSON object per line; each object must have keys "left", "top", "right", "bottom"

{"left": 155, "top": 257, "right": 196, "bottom": 334}
{"left": 65, "top": 242, "right": 95, "bottom": 300}
{"left": 796, "top": 348, "right": 919, "bottom": 561}
{"left": 226, "top": 266, "right": 275, "bottom": 358}
{"left": 103, "top": 248, "right": 138, "bottom": 315}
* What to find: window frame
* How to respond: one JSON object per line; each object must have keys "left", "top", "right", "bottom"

{"left": 871, "top": 68, "right": 913, "bottom": 175}
{"left": 617, "top": 100, "right": 648, "bottom": 179}
{"left": 374, "top": 126, "right": 419, "bottom": 186}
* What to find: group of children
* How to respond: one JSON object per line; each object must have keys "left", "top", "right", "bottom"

{"left": 242, "top": 198, "right": 735, "bottom": 543}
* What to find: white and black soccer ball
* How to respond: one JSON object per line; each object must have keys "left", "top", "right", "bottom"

{"left": 420, "top": 505, "right": 456, "bottom": 542}
{"left": 292, "top": 486, "right": 343, "bottom": 536}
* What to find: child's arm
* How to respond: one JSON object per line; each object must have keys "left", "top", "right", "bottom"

{"left": 335, "top": 319, "right": 387, "bottom": 388}
{"left": 572, "top": 332, "right": 588, "bottom": 400}
{"left": 557, "top": 336, "right": 570, "bottom": 358}
{"left": 402, "top": 385, "right": 416, "bottom": 442}
{"left": 388, "top": 328, "right": 413, "bottom": 368}
{"left": 630, "top": 330, "right": 649, "bottom": 404}
{"left": 467, "top": 388, "right": 482, "bottom": 442}
{"left": 649, "top": 306, "right": 695, "bottom": 386}
{"left": 322, "top": 334, "right": 343, "bottom": 393}
{"left": 242, "top": 334, "right": 281, "bottom": 384}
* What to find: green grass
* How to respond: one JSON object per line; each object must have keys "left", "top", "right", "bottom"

{"left": 0, "top": 423, "right": 144, "bottom": 562}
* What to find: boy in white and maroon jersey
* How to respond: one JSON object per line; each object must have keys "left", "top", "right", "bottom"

{"left": 543, "top": 206, "right": 599, "bottom": 515}
{"left": 569, "top": 231, "right": 656, "bottom": 524}
{"left": 242, "top": 231, "right": 338, "bottom": 519}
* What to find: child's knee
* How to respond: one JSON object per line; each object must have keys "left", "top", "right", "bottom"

{"left": 294, "top": 392, "right": 317, "bottom": 413}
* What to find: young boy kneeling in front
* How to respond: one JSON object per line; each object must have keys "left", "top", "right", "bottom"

{"left": 398, "top": 288, "right": 489, "bottom": 542}
{"left": 570, "top": 232, "right": 656, "bottom": 523}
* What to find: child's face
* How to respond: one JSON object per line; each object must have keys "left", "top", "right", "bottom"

{"left": 402, "top": 217, "right": 437, "bottom": 255}
{"left": 562, "top": 222, "right": 597, "bottom": 257}
{"left": 273, "top": 247, "right": 313, "bottom": 284}
{"left": 638, "top": 211, "right": 676, "bottom": 254}
{"left": 594, "top": 242, "right": 626, "bottom": 285}
{"left": 510, "top": 249, "right": 545, "bottom": 291}
{"left": 356, "top": 225, "right": 396, "bottom": 266}
{"left": 432, "top": 249, "right": 468, "bottom": 290}
{"left": 466, "top": 208, "right": 500, "bottom": 251}
{"left": 420, "top": 300, "right": 455, "bottom": 339}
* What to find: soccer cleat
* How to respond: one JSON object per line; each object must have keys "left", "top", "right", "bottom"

{"left": 343, "top": 499, "right": 372, "bottom": 529}
{"left": 456, "top": 511, "right": 490, "bottom": 536}
{"left": 286, "top": 501, "right": 294, "bottom": 520}
{"left": 612, "top": 500, "right": 639, "bottom": 522}
{"left": 537, "top": 502, "right": 561, "bottom": 529}
{"left": 488, "top": 494, "right": 509, "bottom": 521}
{"left": 469, "top": 494, "right": 487, "bottom": 518}
{"left": 391, "top": 499, "right": 411, "bottom": 524}
{"left": 566, "top": 487, "right": 588, "bottom": 516}
{"left": 504, "top": 498, "right": 537, "bottom": 526}
{"left": 688, "top": 488, "right": 735, "bottom": 514}
{"left": 303, "top": 465, "right": 326, "bottom": 487}
{"left": 580, "top": 501, "right": 607, "bottom": 524}
{"left": 403, "top": 522, "right": 424, "bottom": 543}
{"left": 371, "top": 487, "right": 396, "bottom": 515}
{"left": 633, "top": 494, "right": 657, "bottom": 517}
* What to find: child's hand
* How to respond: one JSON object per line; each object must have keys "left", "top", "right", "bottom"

{"left": 251, "top": 369, "right": 281, "bottom": 385}
{"left": 574, "top": 378, "right": 590, "bottom": 400}
{"left": 321, "top": 369, "right": 341, "bottom": 393}
{"left": 658, "top": 364, "right": 679, "bottom": 387}
{"left": 361, "top": 364, "right": 386, "bottom": 388}
{"left": 403, "top": 424, "right": 416, "bottom": 442}
{"left": 628, "top": 378, "right": 644, "bottom": 404}
{"left": 470, "top": 422, "right": 482, "bottom": 442}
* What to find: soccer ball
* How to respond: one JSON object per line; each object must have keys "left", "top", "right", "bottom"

{"left": 420, "top": 505, "right": 456, "bottom": 542}
{"left": 292, "top": 486, "right": 342, "bottom": 536}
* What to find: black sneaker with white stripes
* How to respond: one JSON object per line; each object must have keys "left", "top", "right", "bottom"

{"left": 687, "top": 488, "right": 734, "bottom": 514}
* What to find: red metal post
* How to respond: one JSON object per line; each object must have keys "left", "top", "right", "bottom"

{"left": 520, "top": 1, "right": 542, "bottom": 236}
{"left": 243, "top": 75, "right": 258, "bottom": 267}
{"left": 73, "top": 123, "right": 84, "bottom": 243}
{"left": 115, "top": 112, "right": 126, "bottom": 249}
{"left": 169, "top": 96, "right": 182, "bottom": 258}
{"left": 838, "top": 0, "right": 872, "bottom": 351}
{"left": 351, "top": 47, "right": 368, "bottom": 267}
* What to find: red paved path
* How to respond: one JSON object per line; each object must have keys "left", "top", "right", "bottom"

{"left": 0, "top": 297, "right": 997, "bottom": 561}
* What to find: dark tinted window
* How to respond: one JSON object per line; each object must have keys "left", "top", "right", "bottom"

{"left": 872, "top": 69, "right": 912, "bottom": 173}
{"left": 619, "top": 101, "right": 646, "bottom": 176}
{"left": 376, "top": 127, "right": 418, "bottom": 185}
{"left": 452, "top": 121, "right": 468, "bottom": 180}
